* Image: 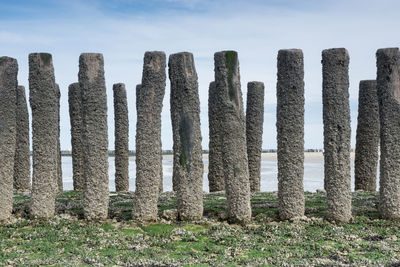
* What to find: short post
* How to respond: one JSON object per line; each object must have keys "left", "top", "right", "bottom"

{"left": 208, "top": 81, "right": 225, "bottom": 192}
{"left": 354, "top": 80, "right": 379, "bottom": 191}
{"left": 14, "top": 85, "right": 31, "bottom": 192}
{"left": 113, "top": 83, "right": 129, "bottom": 192}
{"left": 246, "top": 81, "right": 265, "bottom": 193}
{"left": 68, "top": 83, "right": 84, "bottom": 191}
{"left": 55, "top": 83, "right": 63, "bottom": 192}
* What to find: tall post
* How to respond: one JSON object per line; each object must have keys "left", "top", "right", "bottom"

{"left": 322, "top": 48, "right": 352, "bottom": 223}
{"left": 246, "top": 81, "right": 265, "bottom": 193}
{"left": 214, "top": 51, "right": 251, "bottom": 223}
{"left": 0, "top": 57, "right": 18, "bottom": 220}
{"left": 55, "top": 83, "right": 63, "bottom": 192}
{"left": 113, "top": 83, "right": 129, "bottom": 192}
{"left": 208, "top": 81, "right": 225, "bottom": 192}
{"left": 376, "top": 48, "right": 400, "bottom": 219}
{"left": 354, "top": 80, "right": 379, "bottom": 191}
{"left": 79, "top": 53, "right": 109, "bottom": 220}
{"left": 133, "top": 51, "right": 166, "bottom": 221}
{"left": 14, "top": 85, "right": 31, "bottom": 192}
{"left": 68, "top": 83, "right": 84, "bottom": 191}
{"left": 169, "top": 52, "right": 203, "bottom": 220}
{"left": 29, "top": 53, "right": 58, "bottom": 218}
{"left": 277, "top": 49, "right": 305, "bottom": 220}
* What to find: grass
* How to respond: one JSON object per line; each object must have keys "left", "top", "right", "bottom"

{"left": 3, "top": 190, "right": 400, "bottom": 266}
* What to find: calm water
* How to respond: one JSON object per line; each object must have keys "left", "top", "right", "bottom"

{"left": 54, "top": 153, "right": 375, "bottom": 192}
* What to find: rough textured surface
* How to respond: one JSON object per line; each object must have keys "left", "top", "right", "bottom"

{"left": 68, "top": 83, "right": 84, "bottom": 191}
{"left": 354, "top": 80, "right": 379, "bottom": 191}
{"left": 55, "top": 84, "right": 63, "bottom": 192}
{"left": 322, "top": 48, "right": 352, "bottom": 223}
{"left": 79, "top": 53, "right": 109, "bottom": 220}
{"left": 246, "top": 81, "right": 265, "bottom": 193}
{"left": 14, "top": 85, "right": 31, "bottom": 192}
{"left": 133, "top": 51, "right": 166, "bottom": 221}
{"left": 376, "top": 48, "right": 400, "bottom": 219}
{"left": 29, "top": 53, "right": 57, "bottom": 218}
{"left": 160, "top": 151, "right": 163, "bottom": 193}
{"left": 276, "top": 49, "right": 305, "bottom": 220}
{"left": 169, "top": 52, "right": 204, "bottom": 220}
{"left": 113, "top": 83, "right": 129, "bottom": 192}
{"left": 0, "top": 57, "right": 18, "bottom": 220}
{"left": 214, "top": 51, "right": 251, "bottom": 223}
{"left": 208, "top": 81, "right": 225, "bottom": 192}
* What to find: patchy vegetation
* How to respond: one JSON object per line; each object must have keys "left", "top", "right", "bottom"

{"left": 2, "top": 190, "right": 400, "bottom": 266}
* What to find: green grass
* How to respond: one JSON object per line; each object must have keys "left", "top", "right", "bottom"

{"left": 120, "top": 228, "right": 143, "bottom": 235}
{"left": 183, "top": 224, "right": 207, "bottom": 233}
{"left": 57, "top": 190, "right": 81, "bottom": 198}
{"left": 113, "top": 201, "right": 133, "bottom": 207}
{"left": 158, "top": 196, "right": 177, "bottom": 211}
{"left": 141, "top": 223, "right": 175, "bottom": 236}
{"left": 4, "top": 190, "right": 400, "bottom": 266}
{"left": 13, "top": 195, "right": 29, "bottom": 201}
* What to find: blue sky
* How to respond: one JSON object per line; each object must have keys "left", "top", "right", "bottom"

{"left": 1, "top": 0, "right": 399, "bottom": 150}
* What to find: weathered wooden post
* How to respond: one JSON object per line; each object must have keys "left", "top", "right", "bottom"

{"left": 169, "top": 52, "right": 203, "bottom": 220}
{"left": 55, "top": 84, "right": 63, "bottom": 192}
{"left": 214, "top": 50, "right": 251, "bottom": 223}
{"left": 277, "top": 49, "right": 305, "bottom": 220}
{"left": 376, "top": 48, "right": 400, "bottom": 219}
{"left": 0, "top": 57, "right": 18, "bottom": 220}
{"left": 14, "top": 85, "right": 31, "bottom": 192}
{"left": 68, "top": 82, "right": 84, "bottom": 191}
{"left": 113, "top": 83, "right": 129, "bottom": 192}
{"left": 246, "top": 81, "right": 265, "bottom": 193}
{"left": 208, "top": 81, "right": 225, "bottom": 192}
{"left": 133, "top": 51, "right": 166, "bottom": 221}
{"left": 79, "top": 53, "right": 109, "bottom": 220}
{"left": 29, "top": 53, "right": 58, "bottom": 218}
{"left": 322, "top": 48, "right": 352, "bottom": 223}
{"left": 354, "top": 80, "right": 379, "bottom": 191}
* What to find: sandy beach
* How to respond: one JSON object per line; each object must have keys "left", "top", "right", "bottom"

{"left": 57, "top": 152, "right": 367, "bottom": 192}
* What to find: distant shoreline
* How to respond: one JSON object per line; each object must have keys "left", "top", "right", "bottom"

{"left": 57, "top": 149, "right": 331, "bottom": 157}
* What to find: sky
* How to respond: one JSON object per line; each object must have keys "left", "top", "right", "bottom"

{"left": 0, "top": 0, "right": 399, "bottom": 150}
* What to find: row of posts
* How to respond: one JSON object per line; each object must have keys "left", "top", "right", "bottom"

{"left": 0, "top": 47, "right": 397, "bottom": 223}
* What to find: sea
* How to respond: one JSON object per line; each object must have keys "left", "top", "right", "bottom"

{"left": 54, "top": 153, "right": 378, "bottom": 192}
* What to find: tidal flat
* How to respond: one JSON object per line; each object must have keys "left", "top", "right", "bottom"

{"left": 2, "top": 190, "right": 399, "bottom": 266}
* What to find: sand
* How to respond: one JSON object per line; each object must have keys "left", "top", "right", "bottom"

{"left": 55, "top": 152, "right": 369, "bottom": 193}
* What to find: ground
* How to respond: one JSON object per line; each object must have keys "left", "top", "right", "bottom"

{"left": 1, "top": 191, "right": 400, "bottom": 266}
